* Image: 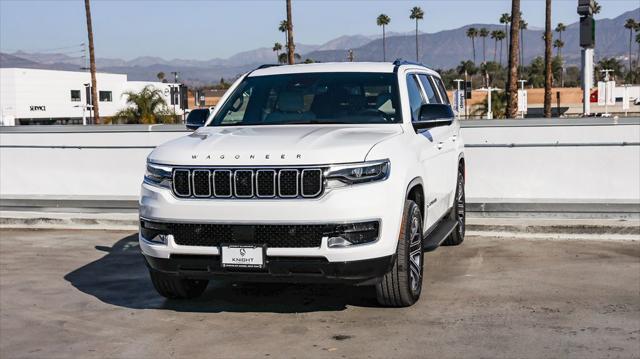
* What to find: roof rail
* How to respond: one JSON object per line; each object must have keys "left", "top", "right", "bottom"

{"left": 393, "top": 59, "right": 428, "bottom": 68}
{"left": 255, "top": 64, "right": 283, "bottom": 70}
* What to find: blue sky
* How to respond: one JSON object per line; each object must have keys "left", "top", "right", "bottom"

{"left": 0, "top": 0, "right": 637, "bottom": 60}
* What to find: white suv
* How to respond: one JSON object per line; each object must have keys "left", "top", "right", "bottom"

{"left": 140, "top": 61, "right": 465, "bottom": 307}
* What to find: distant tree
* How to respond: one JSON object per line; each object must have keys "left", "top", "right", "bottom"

{"left": 553, "top": 39, "right": 565, "bottom": 57}
{"left": 624, "top": 19, "right": 637, "bottom": 75}
{"left": 479, "top": 28, "right": 489, "bottom": 64}
{"left": 457, "top": 60, "right": 477, "bottom": 76}
{"left": 500, "top": 12, "right": 511, "bottom": 58}
{"left": 156, "top": 72, "right": 165, "bottom": 82}
{"left": 376, "top": 14, "right": 391, "bottom": 61}
{"left": 490, "top": 30, "right": 500, "bottom": 63}
{"left": 520, "top": 17, "right": 528, "bottom": 76}
{"left": 555, "top": 22, "right": 566, "bottom": 42}
{"left": 596, "top": 57, "right": 624, "bottom": 81}
{"left": 279, "top": 20, "right": 289, "bottom": 58}
{"left": 636, "top": 31, "right": 640, "bottom": 69}
{"left": 112, "top": 86, "right": 175, "bottom": 124}
{"left": 592, "top": 1, "right": 601, "bottom": 15}
{"left": 409, "top": 6, "right": 424, "bottom": 61}
{"left": 272, "top": 42, "right": 283, "bottom": 62}
{"left": 303, "top": 58, "right": 315, "bottom": 64}
{"left": 474, "top": 90, "right": 507, "bottom": 119}
{"left": 278, "top": 52, "right": 301, "bottom": 64}
{"left": 466, "top": 27, "right": 478, "bottom": 64}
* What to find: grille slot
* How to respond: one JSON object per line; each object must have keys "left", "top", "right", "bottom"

{"left": 234, "top": 170, "right": 254, "bottom": 198}
{"left": 171, "top": 167, "right": 324, "bottom": 199}
{"left": 256, "top": 170, "right": 276, "bottom": 197}
{"left": 213, "top": 170, "right": 232, "bottom": 197}
{"left": 173, "top": 169, "right": 191, "bottom": 197}
{"left": 192, "top": 170, "right": 211, "bottom": 197}
{"left": 301, "top": 169, "right": 323, "bottom": 197}
{"left": 278, "top": 169, "right": 299, "bottom": 198}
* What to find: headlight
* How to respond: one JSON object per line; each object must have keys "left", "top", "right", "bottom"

{"left": 144, "top": 161, "right": 173, "bottom": 189}
{"left": 325, "top": 159, "right": 390, "bottom": 187}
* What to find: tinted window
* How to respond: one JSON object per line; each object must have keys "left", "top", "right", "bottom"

{"left": 99, "top": 91, "right": 112, "bottom": 102}
{"left": 417, "top": 74, "right": 440, "bottom": 104}
{"left": 433, "top": 76, "right": 450, "bottom": 104}
{"left": 406, "top": 74, "right": 425, "bottom": 122}
{"left": 70, "top": 90, "right": 81, "bottom": 102}
{"left": 210, "top": 72, "right": 401, "bottom": 126}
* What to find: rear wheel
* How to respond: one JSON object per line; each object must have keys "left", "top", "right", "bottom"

{"left": 149, "top": 269, "right": 208, "bottom": 299}
{"left": 375, "top": 200, "right": 424, "bottom": 307}
{"left": 443, "top": 166, "right": 465, "bottom": 246}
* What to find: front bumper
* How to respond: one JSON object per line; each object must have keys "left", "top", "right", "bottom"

{"left": 139, "top": 176, "right": 406, "bottom": 263}
{"left": 143, "top": 253, "right": 395, "bottom": 285}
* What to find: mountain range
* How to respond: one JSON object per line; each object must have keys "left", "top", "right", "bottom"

{"left": 1, "top": 8, "right": 637, "bottom": 86}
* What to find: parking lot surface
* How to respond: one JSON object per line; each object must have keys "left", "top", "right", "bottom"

{"left": 0, "top": 229, "right": 638, "bottom": 358}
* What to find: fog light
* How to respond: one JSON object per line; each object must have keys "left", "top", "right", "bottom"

{"left": 327, "top": 236, "right": 353, "bottom": 248}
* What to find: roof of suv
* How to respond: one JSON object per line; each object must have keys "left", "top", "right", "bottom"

{"left": 249, "top": 62, "right": 435, "bottom": 77}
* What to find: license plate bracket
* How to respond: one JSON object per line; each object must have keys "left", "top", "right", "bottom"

{"left": 220, "top": 244, "right": 266, "bottom": 269}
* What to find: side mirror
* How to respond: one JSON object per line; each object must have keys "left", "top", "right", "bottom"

{"left": 412, "top": 104, "right": 454, "bottom": 131}
{"left": 185, "top": 109, "right": 210, "bottom": 130}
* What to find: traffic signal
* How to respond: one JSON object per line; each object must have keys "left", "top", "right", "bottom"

{"left": 465, "top": 81, "right": 472, "bottom": 100}
{"left": 580, "top": 15, "right": 596, "bottom": 48}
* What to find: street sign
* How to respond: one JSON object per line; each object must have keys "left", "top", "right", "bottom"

{"left": 598, "top": 81, "right": 615, "bottom": 106}
{"left": 517, "top": 90, "right": 528, "bottom": 114}
{"left": 622, "top": 86, "right": 630, "bottom": 111}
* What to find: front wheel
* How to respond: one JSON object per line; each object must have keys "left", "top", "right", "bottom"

{"left": 443, "top": 166, "right": 465, "bottom": 246}
{"left": 375, "top": 200, "right": 424, "bottom": 307}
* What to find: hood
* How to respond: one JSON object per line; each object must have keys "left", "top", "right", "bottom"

{"left": 149, "top": 124, "right": 403, "bottom": 166}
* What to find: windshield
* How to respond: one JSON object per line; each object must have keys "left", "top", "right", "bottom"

{"left": 209, "top": 72, "right": 401, "bottom": 126}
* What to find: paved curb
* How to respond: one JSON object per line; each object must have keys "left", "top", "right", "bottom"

{"left": 1, "top": 211, "right": 638, "bottom": 240}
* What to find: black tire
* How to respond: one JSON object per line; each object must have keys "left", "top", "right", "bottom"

{"left": 375, "top": 200, "right": 424, "bottom": 307}
{"left": 443, "top": 166, "right": 465, "bottom": 246}
{"left": 149, "top": 269, "right": 208, "bottom": 299}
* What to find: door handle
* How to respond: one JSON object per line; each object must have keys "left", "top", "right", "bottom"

{"left": 451, "top": 134, "right": 457, "bottom": 142}
{"left": 437, "top": 141, "right": 444, "bottom": 150}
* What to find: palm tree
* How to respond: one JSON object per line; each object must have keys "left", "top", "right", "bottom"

{"left": 593, "top": 1, "right": 601, "bottom": 15}
{"left": 479, "top": 28, "right": 489, "bottom": 64}
{"left": 500, "top": 12, "right": 511, "bottom": 64}
{"left": 493, "top": 30, "right": 506, "bottom": 66}
{"left": 84, "top": 0, "right": 99, "bottom": 124}
{"left": 279, "top": 20, "right": 289, "bottom": 60}
{"left": 112, "top": 86, "right": 175, "bottom": 124}
{"left": 156, "top": 72, "right": 165, "bottom": 82}
{"left": 543, "top": 0, "right": 552, "bottom": 118}
{"left": 376, "top": 14, "right": 391, "bottom": 61}
{"left": 409, "top": 6, "right": 424, "bottom": 61}
{"left": 272, "top": 42, "right": 282, "bottom": 62}
{"left": 285, "top": 0, "right": 295, "bottom": 65}
{"left": 624, "top": 19, "right": 637, "bottom": 75}
{"left": 520, "top": 18, "right": 528, "bottom": 76}
{"left": 490, "top": 30, "right": 500, "bottom": 63}
{"left": 553, "top": 39, "right": 565, "bottom": 57}
{"left": 506, "top": 1, "right": 521, "bottom": 118}
{"left": 636, "top": 30, "right": 640, "bottom": 70}
{"left": 466, "top": 27, "right": 478, "bottom": 64}
{"left": 555, "top": 22, "right": 566, "bottom": 42}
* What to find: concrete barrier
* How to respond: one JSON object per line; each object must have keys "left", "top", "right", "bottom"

{"left": 1, "top": 118, "right": 639, "bottom": 217}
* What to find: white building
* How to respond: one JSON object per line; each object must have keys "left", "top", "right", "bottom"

{"left": 0, "top": 68, "right": 185, "bottom": 125}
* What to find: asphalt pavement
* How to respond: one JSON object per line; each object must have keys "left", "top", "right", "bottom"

{"left": 0, "top": 229, "right": 638, "bottom": 358}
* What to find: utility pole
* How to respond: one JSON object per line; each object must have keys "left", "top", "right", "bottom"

{"left": 84, "top": 0, "right": 100, "bottom": 124}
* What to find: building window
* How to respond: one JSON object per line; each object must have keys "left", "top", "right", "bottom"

{"left": 99, "top": 91, "right": 112, "bottom": 102}
{"left": 70, "top": 90, "right": 81, "bottom": 102}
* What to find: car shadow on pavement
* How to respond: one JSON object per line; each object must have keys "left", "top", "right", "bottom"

{"left": 64, "top": 234, "right": 379, "bottom": 313}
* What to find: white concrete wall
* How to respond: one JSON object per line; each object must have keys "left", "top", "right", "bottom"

{"left": 0, "top": 120, "right": 639, "bottom": 207}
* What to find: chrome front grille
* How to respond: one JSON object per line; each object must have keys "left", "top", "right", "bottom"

{"left": 172, "top": 168, "right": 324, "bottom": 199}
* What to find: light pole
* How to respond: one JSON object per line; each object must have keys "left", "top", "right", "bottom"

{"left": 518, "top": 79, "right": 527, "bottom": 119}
{"left": 601, "top": 69, "right": 613, "bottom": 117}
